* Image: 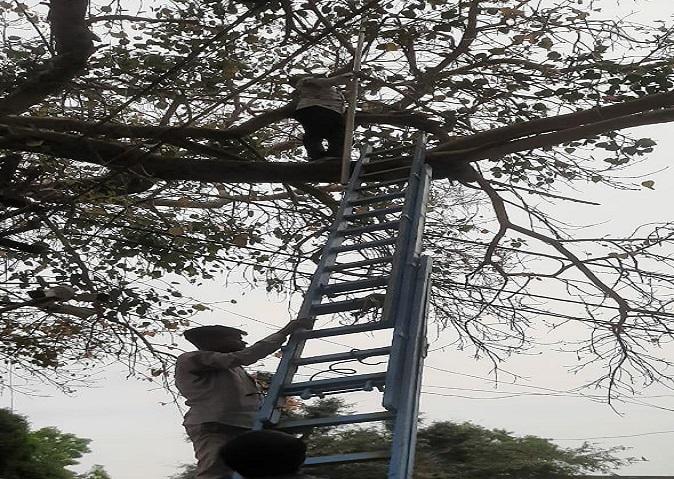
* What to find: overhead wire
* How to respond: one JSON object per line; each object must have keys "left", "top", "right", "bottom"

{"left": 435, "top": 278, "right": 674, "bottom": 318}
{"left": 206, "top": 305, "right": 674, "bottom": 413}
{"left": 205, "top": 305, "right": 589, "bottom": 398}
{"left": 424, "top": 364, "right": 587, "bottom": 395}
{"left": 553, "top": 429, "right": 674, "bottom": 441}
{"left": 429, "top": 295, "right": 674, "bottom": 338}
{"left": 56, "top": 198, "right": 674, "bottom": 324}
{"left": 128, "top": 285, "right": 674, "bottom": 414}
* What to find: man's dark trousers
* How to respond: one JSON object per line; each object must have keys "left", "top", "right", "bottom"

{"left": 293, "top": 106, "right": 346, "bottom": 160}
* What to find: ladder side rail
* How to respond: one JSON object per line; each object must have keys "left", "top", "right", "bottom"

{"left": 253, "top": 153, "right": 369, "bottom": 429}
{"left": 383, "top": 162, "right": 432, "bottom": 410}
{"left": 411, "top": 164, "right": 432, "bottom": 262}
{"left": 380, "top": 134, "right": 427, "bottom": 325}
{"left": 388, "top": 256, "right": 433, "bottom": 479}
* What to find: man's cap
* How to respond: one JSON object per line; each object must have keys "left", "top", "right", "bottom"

{"left": 183, "top": 325, "right": 247, "bottom": 346}
{"left": 222, "top": 430, "right": 306, "bottom": 477}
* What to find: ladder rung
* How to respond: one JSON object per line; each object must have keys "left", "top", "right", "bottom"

{"left": 356, "top": 178, "right": 409, "bottom": 191}
{"left": 340, "top": 221, "right": 400, "bottom": 236}
{"left": 320, "top": 276, "right": 389, "bottom": 294}
{"left": 295, "top": 346, "right": 391, "bottom": 365}
{"left": 350, "top": 191, "right": 406, "bottom": 206}
{"left": 281, "top": 372, "right": 387, "bottom": 396}
{"left": 325, "top": 256, "right": 393, "bottom": 272}
{"left": 369, "top": 144, "right": 415, "bottom": 155}
{"left": 365, "top": 160, "right": 410, "bottom": 171}
{"left": 345, "top": 206, "right": 404, "bottom": 220}
{"left": 304, "top": 451, "right": 391, "bottom": 465}
{"left": 311, "top": 295, "right": 385, "bottom": 315}
{"left": 331, "top": 237, "right": 397, "bottom": 253}
{"left": 360, "top": 166, "right": 411, "bottom": 178}
{"left": 364, "top": 155, "right": 409, "bottom": 166}
{"left": 296, "top": 320, "right": 394, "bottom": 339}
{"left": 277, "top": 411, "right": 394, "bottom": 430}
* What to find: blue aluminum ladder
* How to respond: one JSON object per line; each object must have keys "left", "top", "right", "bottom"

{"left": 253, "top": 136, "right": 433, "bottom": 479}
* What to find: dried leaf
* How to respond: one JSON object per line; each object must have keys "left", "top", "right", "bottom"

{"left": 167, "top": 226, "right": 185, "bottom": 236}
{"left": 232, "top": 233, "right": 248, "bottom": 247}
{"left": 377, "top": 42, "right": 399, "bottom": 52}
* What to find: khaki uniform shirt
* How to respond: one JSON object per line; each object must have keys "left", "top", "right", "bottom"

{"left": 296, "top": 77, "right": 346, "bottom": 114}
{"left": 175, "top": 333, "right": 286, "bottom": 428}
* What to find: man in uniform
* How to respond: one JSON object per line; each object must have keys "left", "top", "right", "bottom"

{"left": 175, "top": 320, "right": 308, "bottom": 479}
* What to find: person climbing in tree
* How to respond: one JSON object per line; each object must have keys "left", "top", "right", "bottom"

{"left": 175, "top": 320, "right": 309, "bottom": 479}
{"left": 291, "top": 72, "right": 353, "bottom": 161}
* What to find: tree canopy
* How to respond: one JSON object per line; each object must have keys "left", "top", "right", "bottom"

{"left": 0, "top": 408, "right": 111, "bottom": 479}
{"left": 2, "top": 0, "right": 674, "bottom": 397}
{"left": 170, "top": 398, "right": 634, "bottom": 478}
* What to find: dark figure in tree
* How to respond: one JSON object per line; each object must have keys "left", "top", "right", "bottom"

{"left": 291, "top": 73, "right": 351, "bottom": 161}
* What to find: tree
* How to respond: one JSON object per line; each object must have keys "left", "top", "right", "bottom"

{"left": 0, "top": 408, "right": 111, "bottom": 479}
{"left": 0, "top": 407, "right": 36, "bottom": 479}
{"left": 1, "top": 0, "right": 674, "bottom": 397}
{"left": 169, "top": 399, "right": 634, "bottom": 479}
{"left": 170, "top": 464, "right": 196, "bottom": 479}
{"left": 78, "top": 465, "right": 112, "bottom": 479}
{"left": 28, "top": 427, "right": 92, "bottom": 479}
{"left": 304, "top": 420, "right": 633, "bottom": 479}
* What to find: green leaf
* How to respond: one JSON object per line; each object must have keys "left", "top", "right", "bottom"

{"left": 636, "top": 138, "right": 657, "bottom": 148}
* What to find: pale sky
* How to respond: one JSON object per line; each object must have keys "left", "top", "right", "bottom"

{"left": 2, "top": 1, "right": 674, "bottom": 478}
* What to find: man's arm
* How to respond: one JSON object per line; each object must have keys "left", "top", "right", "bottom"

{"left": 234, "top": 318, "right": 312, "bottom": 365}
{"left": 177, "top": 320, "right": 311, "bottom": 372}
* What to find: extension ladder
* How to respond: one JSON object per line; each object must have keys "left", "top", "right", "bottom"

{"left": 253, "top": 136, "right": 433, "bottom": 479}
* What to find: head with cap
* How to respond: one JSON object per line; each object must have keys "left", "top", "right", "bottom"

{"left": 183, "top": 325, "right": 248, "bottom": 353}
{"left": 222, "top": 430, "right": 307, "bottom": 477}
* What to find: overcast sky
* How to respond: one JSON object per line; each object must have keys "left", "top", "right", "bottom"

{"left": 3, "top": 1, "right": 674, "bottom": 478}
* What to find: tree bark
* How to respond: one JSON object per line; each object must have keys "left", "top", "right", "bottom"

{"left": 1, "top": 108, "right": 448, "bottom": 143}
{"left": 0, "top": 0, "right": 94, "bottom": 116}
{"left": 3, "top": 106, "right": 674, "bottom": 184}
